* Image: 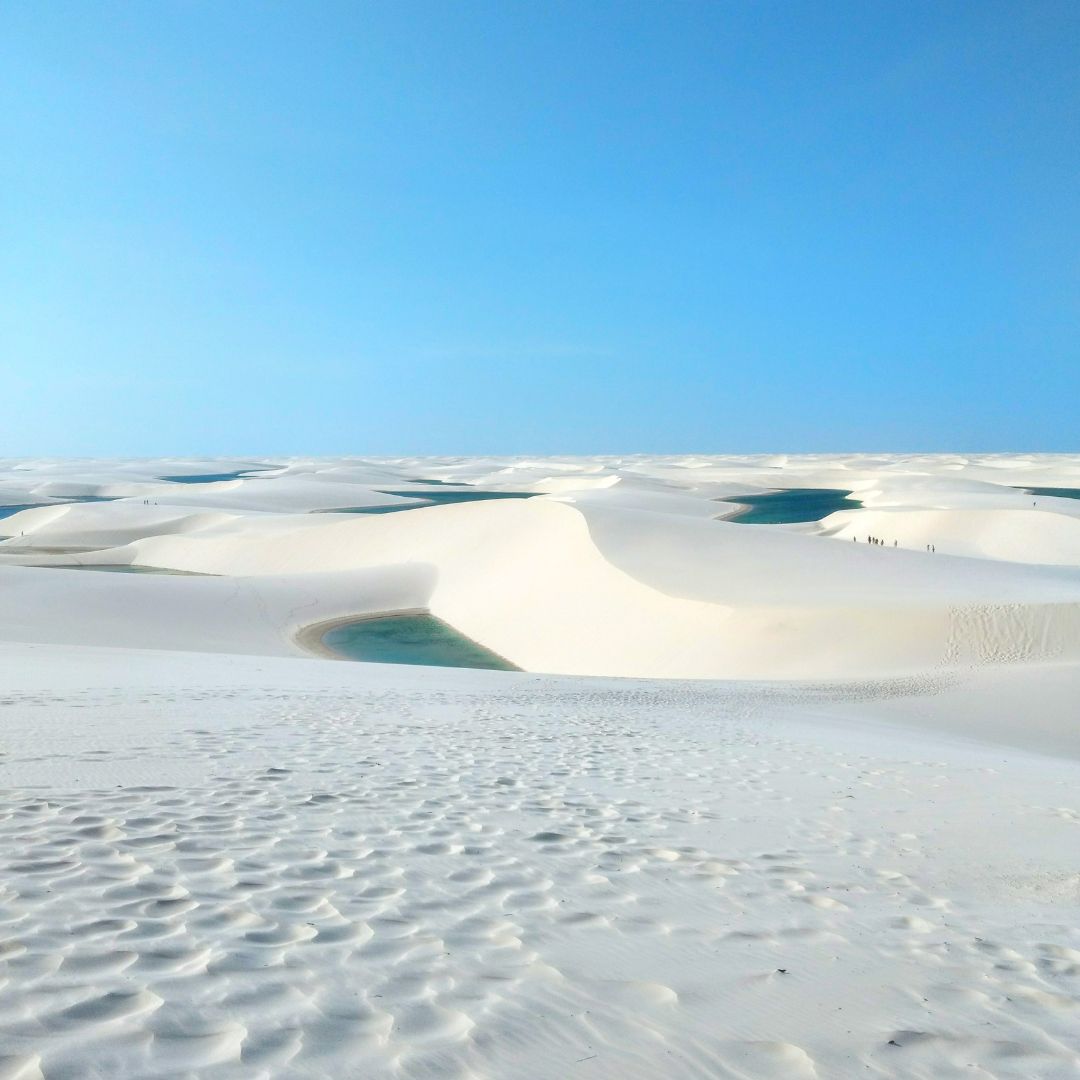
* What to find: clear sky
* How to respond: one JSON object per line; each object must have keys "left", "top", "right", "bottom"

{"left": 2, "top": 1, "right": 1077, "bottom": 455}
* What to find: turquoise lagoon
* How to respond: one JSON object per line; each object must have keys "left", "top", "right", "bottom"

{"left": 321, "top": 614, "right": 518, "bottom": 670}
{"left": 321, "top": 490, "right": 537, "bottom": 514}
{"left": 1021, "top": 487, "right": 1080, "bottom": 501}
{"left": 721, "top": 488, "right": 860, "bottom": 524}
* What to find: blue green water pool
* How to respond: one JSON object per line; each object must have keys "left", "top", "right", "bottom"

{"left": 0, "top": 504, "right": 42, "bottom": 521}
{"left": 1021, "top": 487, "right": 1080, "bottom": 501}
{"left": 377, "top": 489, "right": 535, "bottom": 503}
{"left": 321, "top": 614, "right": 518, "bottom": 670}
{"left": 720, "top": 488, "right": 860, "bottom": 524}
{"left": 42, "top": 565, "right": 208, "bottom": 575}
{"left": 321, "top": 490, "right": 537, "bottom": 514}
{"left": 159, "top": 469, "right": 267, "bottom": 483}
{"left": 0, "top": 496, "right": 118, "bottom": 522}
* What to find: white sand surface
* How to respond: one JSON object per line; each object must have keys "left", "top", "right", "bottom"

{"left": 2, "top": 644, "right": 1080, "bottom": 1078}
{"left": 19, "top": 496, "right": 1076, "bottom": 680}
{"left": 2, "top": 455, "right": 1080, "bottom": 1078}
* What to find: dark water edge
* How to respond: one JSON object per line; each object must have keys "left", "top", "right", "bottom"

{"left": 38, "top": 565, "right": 209, "bottom": 575}
{"left": 317, "top": 490, "right": 537, "bottom": 514}
{"left": 376, "top": 490, "right": 536, "bottom": 503}
{"left": 1019, "top": 487, "right": 1080, "bottom": 501}
{"left": 720, "top": 488, "right": 861, "bottom": 524}
{"left": 0, "top": 496, "right": 118, "bottom": 521}
{"left": 159, "top": 470, "right": 267, "bottom": 484}
{"left": 0, "top": 504, "right": 42, "bottom": 521}
{"left": 312, "top": 504, "right": 428, "bottom": 515}
{"left": 322, "top": 613, "right": 519, "bottom": 670}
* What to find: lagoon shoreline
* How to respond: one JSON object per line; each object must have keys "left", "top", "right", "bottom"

{"left": 294, "top": 607, "right": 430, "bottom": 660}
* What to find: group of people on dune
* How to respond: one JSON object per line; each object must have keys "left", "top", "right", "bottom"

{"left": 855, "top": 534, "right": 935, "bottom": 553}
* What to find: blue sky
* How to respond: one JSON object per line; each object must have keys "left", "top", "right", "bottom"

{"left": 2, "top": 0, "right": 1077, "bottom": 454}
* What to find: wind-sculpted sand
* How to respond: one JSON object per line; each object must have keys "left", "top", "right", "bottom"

{"left": 2, "top": 455, "right": 1080, "bottom": 1077}
{"left": 3, "top": 455, "right": 1080, "bottom": 679}
{"left": 2, "top": 647, "right": 1080, "bottom": 1078}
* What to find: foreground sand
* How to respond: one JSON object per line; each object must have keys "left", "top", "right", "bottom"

{"left": 2, "top": 455, "right": 1080, "bottom": 1077}
{"left": 2, "top": 644, "right": 1080, "bottom": 1078}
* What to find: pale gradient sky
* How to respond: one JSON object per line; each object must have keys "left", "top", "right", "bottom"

{"left": 2, "top": 0, "right": 1078, "bottom": 454}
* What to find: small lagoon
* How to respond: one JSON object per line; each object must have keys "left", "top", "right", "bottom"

{"left": 0, "top": 504, "right": 42, "bottom": 521}
{"left": 159, "top": 470, "right": 265, "bottom": 484}
{"left": 0, "top": 496, "right": 118, "bottom": 521}
{"left": 321, "top": 490, "right": 537, "bottom": 514}
{"left": 720, "top": 488, "right": 860, "bottom": 524}
{"left": 42, "top": 565, "right": 208, "bottom": 575}
{"left": 378, "top": 489, "right": 536, "bottom": 504}
{"left": 1021, "top": 487, "right": 1080, "bottom": 501}
{"left": 321, "top": 613, "right": 518, "bottom": 670}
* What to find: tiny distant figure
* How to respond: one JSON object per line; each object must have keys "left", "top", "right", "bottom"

{"left": 893, "top": 540, "right": 897, "bottom": 547}
{"left": 867, "top": 535, "right": 871, "bottom": 544}
{"left": 932, "top": 544, "right": 935, "bottom": 553}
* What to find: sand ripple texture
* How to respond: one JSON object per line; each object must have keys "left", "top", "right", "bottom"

{"left": 2, "top": 659, "right": 1080, "bottom": 1078}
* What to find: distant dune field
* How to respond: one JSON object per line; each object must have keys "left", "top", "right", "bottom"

{"left": 2, "top": 454, "right": 1080, "bottom": 1078}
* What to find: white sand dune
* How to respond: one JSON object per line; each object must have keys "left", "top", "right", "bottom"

{"left": 51, "top": 496, "right": 1080, "bottom": 679}
{"left": 1, "top": 455, "right": 1080, "bottom": 1078}
{"left": 820, "top": 506, "right": 1080, "bottom": 565}
{"left": 0, "top": 563, "right": 432, "bottom": 654}
{"left": 0, "top": 503, "right": 243, "bottom": 550}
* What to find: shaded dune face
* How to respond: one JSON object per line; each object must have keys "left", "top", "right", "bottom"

{"left": 1, "top": 454, "right": 1079, "bottom": 679}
